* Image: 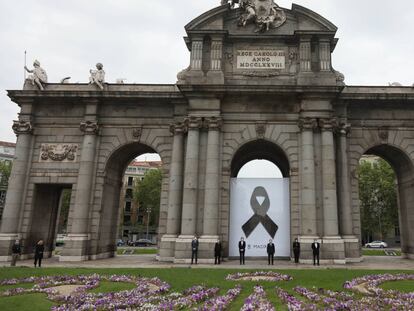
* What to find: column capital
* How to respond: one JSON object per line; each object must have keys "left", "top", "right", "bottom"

{"left": 204, "top": 117, "right": 222, "bottom": 131}
{"left": 298, "top": 118, "right": 317, "bottom": 131}
{"left": 12, "top": 120, "right": 33, "bottom": 135}
{"left": 184, "top": 117, "right": 203, "bottom": 130}
{"left": 319, "top": 118, "right": 338, "bottom": 132}
{"left": 80, "top": 120, "right": 99, "bottom": 135}
{"left": 169, "top": 122, "right": 186, "bottom": 135}
{"left": 338, "top": 122, "right": 351, "bottom": 136}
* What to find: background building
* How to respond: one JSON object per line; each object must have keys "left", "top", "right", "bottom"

{"left": 0, "top": 141, "right": 16, "bottom": 223}
{"left": 119, "top": 160, "right": 162, "bottom": 243}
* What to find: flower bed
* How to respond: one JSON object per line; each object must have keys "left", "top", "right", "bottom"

{"left": 195, "top": 285, "right": 242, "bottom": 311}
{"left": 226, "top": 271, "right": 292, "bottom": 282}
{"left": 241, "top": 285, "right": 274, "bottom": 311}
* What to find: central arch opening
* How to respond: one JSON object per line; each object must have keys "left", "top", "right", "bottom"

{"left": 229, "top": 140, "right": 290, "bottom": 259}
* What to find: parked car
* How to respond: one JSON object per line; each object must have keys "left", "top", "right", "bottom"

{"left": 134, "top": 239, "right": 156, "bottom": 247}
{"left": 117, "top": 239, "right": 125, "bottom": 247}
{"left": 365, "top": 241, "right": 388, "bottom": 248}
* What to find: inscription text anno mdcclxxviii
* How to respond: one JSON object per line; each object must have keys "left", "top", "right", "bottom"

{"left": 237, "top": 50, "right": 285, "bottom": 70}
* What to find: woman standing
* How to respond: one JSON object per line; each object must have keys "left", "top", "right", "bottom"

{"left": 293, "top": 238, "right": 300, "bottom": 264}
{"left": 34, "top": 240, "right": 44, "bottom": 268}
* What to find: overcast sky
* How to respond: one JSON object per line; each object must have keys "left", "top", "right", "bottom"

{"left": 1, "top": 0, "right": 413, "bottom": 146}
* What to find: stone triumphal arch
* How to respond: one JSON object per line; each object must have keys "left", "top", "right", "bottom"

{"left": 1, "top": 1, "right": 414, "bottom": 263}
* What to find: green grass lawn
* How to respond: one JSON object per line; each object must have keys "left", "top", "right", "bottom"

{"left": 362, "top": 249, "right": 402, "bottom": 256}
{"left": 0, "top": 268, "right": 412, "bottom": 310}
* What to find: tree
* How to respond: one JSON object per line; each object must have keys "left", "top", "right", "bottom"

{"left": 0, "top": 160, "right": 12, "bottom": 187}
{"left": 133, "top": 169, "right": 162, "bottom": 226}
{"left": 358, "top": 158, "right": 398, "bottom": 242}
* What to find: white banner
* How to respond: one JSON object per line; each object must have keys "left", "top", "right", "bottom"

{"left": 229, "top": 178, "right": 290, "bottom": 257}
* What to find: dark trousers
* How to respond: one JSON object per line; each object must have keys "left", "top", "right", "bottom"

{"left": 268, "top": 253, "right": 274, "bottom": 265}
{"left": 191, "top": 250, "right": 197, "bottom": 264}
{"left": 34, "top": 256, "right": 42, "bottom": 267}
{"left": 294, "top": 250, "right": 300, "bottom": 263}
{"left": 239, "top": 251, "right": 245, "bottom": 265}
{"left": 313, "top": 252, "right": 319, "bottom": 265}
{"left": 214, "top": 255, "right": 221, "bottom": 265}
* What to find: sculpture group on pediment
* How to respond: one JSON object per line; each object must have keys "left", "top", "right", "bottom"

{"left": 222, "top": 0, "right": 286, "bottom": 32}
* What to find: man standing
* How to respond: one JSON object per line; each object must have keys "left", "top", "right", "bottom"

{"left": 293, "top": 238, "right": 300, "bottom": 264}
{"left": 238, "top": 237, "right": 246, "bottom": 265}
{"left": 267, "top": 239, "right": 275, "bottom": 265}
{"left": 311, "top": 239, "right": 320, "bottom": 266}
{"left": 191, "top": 236, "right": 198, "bottom": 264}
{"left": 214, "top": 239, "right": 222, "bottom": 265}
{"left": 11, "top": 240, "right": 21, "bottom": 267}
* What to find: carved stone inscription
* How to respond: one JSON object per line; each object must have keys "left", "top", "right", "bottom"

{"left": 40, "top": 144, "right": 78, "bottom": 162}
{"left": 237, "top": 50, "right": 285, "bottom": 70}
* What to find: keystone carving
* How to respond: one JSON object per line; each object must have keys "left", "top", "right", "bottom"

{"left": 256, "top": 123, "right": 267, "bottom": 139}
{"left": 132, "top": 127, "right": 143, "bottom": 140}
{"left": 12, "top": 120, "right": 33, "bottom": 135}
{"left": 40, "top": 144, "right": 78, "bottom": 162}
{"left": 80, "top": 120, "right": 99, "bottom": 135}
{"left": 378, "top": 128, "right": 389, "bottom": 142}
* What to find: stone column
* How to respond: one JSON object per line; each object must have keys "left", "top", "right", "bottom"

{"left": 202, "top": 117, "right": 222, "bottom": 237}
{"left": 0, "top": 101, "right": 34, "bottom": 260}
{"left": 159, "top": 122, "right": 185, "bottom": 260}
{"left": 174, "top": 117, "right": 201, "bottom": 262}
{"left": 60, "top": 101, "right": 99, "bottom": 261}
{"left": 319, "top": 39, "right": 331, "bottom": 71}
{"left": 338, "top": 123, "right": 354, "bottom": 237}
{"left": 298, "top": 118, "right": 318, "bottom": 237}
{"left": 319, "top": 118, "right": 340, "bottom": 238}
{"left": 299, "top": 38, "right": 311, "bottom": 72}
{"left": 180, "top": 117, "right": 202, "bottom": 236}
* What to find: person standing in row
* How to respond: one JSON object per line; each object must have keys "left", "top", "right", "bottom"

{"left": 11, "top": 240, "right": 21, "bottom": 267}
{"left": 191, "top": 236, "right": 198, "bottom": 264}
{"left": 293, "top": 238, "right": 300, "bottom": 264}
{"left": 238, "top": 237, "right": 246, "bottom": 265}
{"left": 311, "top": 239, "right": 320, "bottom": 266}
{"left": 214, "top": 239, "right": 222, "bottom": 265}
{"left": 267, "top": 239, "right": 275, "bottom": 265}
{"left": 34, "top": 240, "right": 44, "bottom": 268}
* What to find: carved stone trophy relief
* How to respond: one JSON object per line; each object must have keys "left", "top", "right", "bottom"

{"left": 235, "top": 0, "right": 287, "bottom": 32}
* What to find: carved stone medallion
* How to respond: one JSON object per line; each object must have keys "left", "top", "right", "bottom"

{"left": 40, "top": 144, "right": 78, "bottom": 162}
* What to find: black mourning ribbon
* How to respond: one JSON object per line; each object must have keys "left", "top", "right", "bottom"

{"left": 242, "top": 186, "right": 278, "bottom": 238}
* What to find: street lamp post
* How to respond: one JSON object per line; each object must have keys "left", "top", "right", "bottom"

{"left": 146, "top": 207, "right": 151, "bottom": 240}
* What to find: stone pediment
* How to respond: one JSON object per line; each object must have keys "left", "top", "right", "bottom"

{"left": 185, "top": 3, "right": 337, "bottom": 38}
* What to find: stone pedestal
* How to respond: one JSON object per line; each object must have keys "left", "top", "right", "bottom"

{"left": 59, "top": 234, "right": 90, "bottom": 262}
{"left": 159, "top": 234, "right": 177, "bottom": 261}
{"left": 174, "top": 235, "right": 194, "bottom": 263}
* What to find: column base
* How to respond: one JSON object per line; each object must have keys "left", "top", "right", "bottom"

{"left": 159, "top": 234, "right": 178, "bottom": 260}
{"left": 0, "top": 234, "right": 20, "bottom": 261}
{"left": 297, "top": 235, "right": 320, "bottom": 261}
{"left": 321, "top": 236, "right": 345, "bottom": 260}
{"left": 342, "top": 236, "right": 361, "bottom": 260}
{"left": 174, "top": 235, "right": 194, "bottom": 260}
{"left": 59, "top": 234, "right": 90, "bottom": 262}
{"left": 401, "top": 253, "right": 414, "bottom": 260}
{"left": 199, "top": 235, "right": 219, "bottom": 260}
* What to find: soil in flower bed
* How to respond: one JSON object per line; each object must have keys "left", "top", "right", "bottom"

{"left": 0, "top": 268, "right": 413, "bottom": 311}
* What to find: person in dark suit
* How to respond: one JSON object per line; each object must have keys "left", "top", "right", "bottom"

{"left": 191, "top": 236, "right": 198, "bottom": 264}
{"left": 214, "top": 239, "right": 222, "bottom": 265}
{"left": 34, "top": 240, "right": 44, "bottom": 268}
{"left": 11, "top": 240, "right": 21, "bottom": 267}
{"left": 267, "top": 239, "right": 275, "bottom": 265}
{"left": 238, "top": 237, "right": 246, "bottom": 265}
{"left": 293, "top": 238, "right": 300, "bottom": 264}
{"left": 311, "top": 239, "right": 320, "bottom": 266}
